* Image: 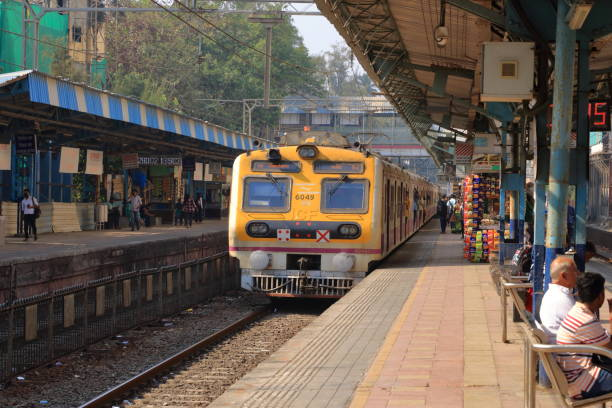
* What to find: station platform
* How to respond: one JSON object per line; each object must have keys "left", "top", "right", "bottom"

{"left": 208, "top": 221, "right": 598, "bottom": 408}
{"left": 0, "top": 220, "right": 227, "bottom": 266}
{"left": 0, "top": 220, "right": 228, "bottom": 302}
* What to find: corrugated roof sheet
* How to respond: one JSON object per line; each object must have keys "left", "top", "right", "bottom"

{"left": 0, "top": 70, "right": 275, "bottom": 150}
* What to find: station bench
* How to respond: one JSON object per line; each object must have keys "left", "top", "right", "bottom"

{"left": 495, "top": 264, "right": 612, "bottom": 407}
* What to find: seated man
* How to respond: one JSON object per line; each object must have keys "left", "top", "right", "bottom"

{"left": 538, "top": 257, "right": 578, "bottom": 343}
{"left": 557, "top": 272, "right": 612, "bottom": 399}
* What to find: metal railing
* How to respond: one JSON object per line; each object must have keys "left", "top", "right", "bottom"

{"left": 0, "top": 252, "right": 239, "bottom": 382}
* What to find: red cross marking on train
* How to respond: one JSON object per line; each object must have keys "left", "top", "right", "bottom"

{"left": 316, "top": 230, "right": 330, "bottom": 243}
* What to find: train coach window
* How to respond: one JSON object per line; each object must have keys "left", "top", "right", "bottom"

{"left": 243, "top": 177, "right": 291, "bottom": 212}
{"left": 321, "top": 178, "right": 369, "bottom": 213}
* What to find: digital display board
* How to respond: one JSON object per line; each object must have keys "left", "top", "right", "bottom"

{"left": 251, "top": 160, "right": 301, "bottom": 173}
{"left": 545, "top": 100, "right": 611, "bottom": 132}
{"left": 588, "top": 99, "right": 610, "bottom": 131}
{"left": 314, "top": 161, "right": 364, "bottom": 174}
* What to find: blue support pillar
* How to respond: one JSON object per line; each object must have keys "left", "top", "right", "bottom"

{"left": 544, "top": 0, "right": 576, "bottom": 289}
{"left": 574, "top": 40, "right": 590, "bottom": 272}
{"left": 532, "top": 112, "right": 549, "bottom": 314}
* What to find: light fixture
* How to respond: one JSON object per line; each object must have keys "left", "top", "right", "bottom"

{"left": 455, "top": 135, "right": 468, "bottom": 143}
{"left": 567, "top": 2, "right": 592, "bottom": 30}
{"left": 434, "top": 26, "right": 449, "bottom": 48}
{"left": 434, "top": 0, "right": 448, "bottom": 48}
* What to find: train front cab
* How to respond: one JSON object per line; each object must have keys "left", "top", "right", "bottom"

{"left": 228, "top": 146, "right": 382, "bottom": 298}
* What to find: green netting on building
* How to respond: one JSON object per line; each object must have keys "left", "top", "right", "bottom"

{"left": 0, "top": 0, "right": 68, "bottom": 74}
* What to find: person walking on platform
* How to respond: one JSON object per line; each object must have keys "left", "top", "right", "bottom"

{"left": 556, "top": 272, "right": 612, "bottom": 399}
{"left": 21, "top": 188, "right": 39, "bottom": 241}
{"left": 436, "top": 195, "right": 448, "bottom": 233}
{"left": 182, "top": 194, "right": 197, "bottom": 228}
{"left": 128, "top": 190, "right": 142, "bottom": 231}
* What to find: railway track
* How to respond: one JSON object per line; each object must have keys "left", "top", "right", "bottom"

{"left": 79, "top": 302, "right": 323, "bottom": 408}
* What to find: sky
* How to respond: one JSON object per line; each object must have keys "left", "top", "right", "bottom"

{"left": 291, "top": 15, "right": 344, "bottom": 56}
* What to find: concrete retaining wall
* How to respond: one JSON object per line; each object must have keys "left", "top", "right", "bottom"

{"left": 0, "top": 230, "right": 229, "bottom": 303}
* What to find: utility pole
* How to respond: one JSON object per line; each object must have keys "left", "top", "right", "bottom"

{"left": 247, "top": 17, "right": 283, "bottom": 108}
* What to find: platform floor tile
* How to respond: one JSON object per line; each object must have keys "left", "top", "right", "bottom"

{"left": 209, "top": 224, "right": 440, "bottom": 408}
{"left": 350, "top": 231, "right": 561, "bottom": 408}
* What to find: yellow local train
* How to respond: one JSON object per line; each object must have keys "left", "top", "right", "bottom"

{"left": 228, "top": 133, "right": 438, "bottom": 298}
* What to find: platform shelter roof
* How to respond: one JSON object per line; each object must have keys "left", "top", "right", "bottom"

{"left": 314, "top": 0, "right": 612, "bottom": 167}
{"left": 0, "top": 70, "right": 274, "bottom": 161}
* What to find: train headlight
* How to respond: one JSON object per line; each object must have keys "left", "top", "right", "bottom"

{"left": 250, "top": 250, "right": 271, "bottom": 270}
{"left": 247, "top": 222, "right": 270, "bottom": 237}
{"left": 338, "top": 223, "right": 360, "bottom": 238}
{"left": 333, "top": 252, "right": 355, "bottom": 272}
{"left": 297, "top": 145, "right": 318, "bottom": 159}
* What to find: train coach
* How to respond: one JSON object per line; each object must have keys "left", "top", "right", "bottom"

{"left": 228, "top": 134, "right": 439, "bottom": 298}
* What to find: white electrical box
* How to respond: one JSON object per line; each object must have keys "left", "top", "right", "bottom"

{"left": 481, "top": 42, "right": 535, "bottom": 102}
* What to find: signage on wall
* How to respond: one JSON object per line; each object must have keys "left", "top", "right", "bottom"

{"left": 138, "top": 156, "right": 182, "bottom": 166}
{"left": 0, "top": 143, "right": 10, "bottom": 170}
{"left": 14, "top": 134, "right": 37, "bottom": 155}
{"left": 122, "top": 153, "right": 139, "bottom": 169}
{"left": 85, "top": 149, "right": 104, "bottom": 175}
{"left": 59, "top": 146, "right": 80, "bottom": 173}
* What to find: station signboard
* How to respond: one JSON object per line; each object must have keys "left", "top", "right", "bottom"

{"left": 15, "top": 134, "right": 36, "bottom": 155}
{"left": 138, "top": 156, "right": 182, "bottom": 166}
{"left": 122, "top": 153, "right": 139, "bottom": 169}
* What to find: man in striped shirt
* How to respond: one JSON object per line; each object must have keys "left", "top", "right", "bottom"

{"left": 556, "top": 272, "right": 612, "bottom": 399}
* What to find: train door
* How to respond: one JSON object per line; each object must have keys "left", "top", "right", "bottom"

{"left": 395, "top": 182, "right": 399, "bottom": 245}
{"left": 385, "top": 179, "right": 390, "bottom": 253}
{"left": 399, "top": 183, "right": 403, "bottom": 241}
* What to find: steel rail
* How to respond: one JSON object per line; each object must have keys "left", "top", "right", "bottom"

{"left": 78, "top": 307, "right": 270, "bottom": 408}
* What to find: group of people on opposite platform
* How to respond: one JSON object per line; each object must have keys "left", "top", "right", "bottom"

{"left": 436, "top": 194, "right": 463, "bottom": 235}
{"left": 538, "top": 256, "right": 612, "bottom": 399}
{"left": 16, "top": 187, "right": 209, "bottom": 240}
{"left": 174, "top": 193, "right": 204, "bottom": 228}
{"left": 106, "top": 189, "right": 152, "bottom": 231}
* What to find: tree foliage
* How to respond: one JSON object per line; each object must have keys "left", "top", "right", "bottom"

{"left": 314, "top": 43, "right": 374, "bottom": 96}
{"left": 105, "top": 2, "right": 324, "bottom": 137}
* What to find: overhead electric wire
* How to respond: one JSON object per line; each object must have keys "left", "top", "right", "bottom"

{"left": 162, "top": 0, "right": 340, "bottom": 75}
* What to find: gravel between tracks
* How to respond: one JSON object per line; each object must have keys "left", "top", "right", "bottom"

{"left": 0, "top": 291, "right": 267, "bottom": 408}
{"left": 128, "top": 309, "right": 318, "bottom": 408}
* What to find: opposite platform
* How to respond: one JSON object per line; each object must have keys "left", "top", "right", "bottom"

{"left": 0, "top": 220, "right": 227, "bottom": 266}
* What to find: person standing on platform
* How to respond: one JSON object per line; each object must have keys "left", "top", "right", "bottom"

{"left": 182, "top": 194, "right": 197, "bottom": 228}
{"left": 195, "top": 192, "right": 204, "bottom": 223}
{"left": 107, "top": 196, "right": 121, "bottom": 229}
{"left": 21, "top": 188, "right": 38, "bottom": 241}
{"left": 436, "top": 195, "right": 448, "bottom": 233}
{"left": 447, "top": 194, "right": 457, "bottom": 226}
{"left": 128, "top": 190, "right": 142, "bottom": 231}
{"left": 556, "top": 272, "right": 612, "bottom": 399}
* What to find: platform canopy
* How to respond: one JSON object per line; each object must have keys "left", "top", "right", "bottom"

{"left": 0, "top": 70, "right": 274, "bottom": 162}
{"left": 315, "top": 0, "right": 612, "bottom": 167}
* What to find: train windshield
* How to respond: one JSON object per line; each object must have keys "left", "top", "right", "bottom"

{"left": 321, "top": 178, "right": 369, "bottom": 213}
{"left": 243, "top": 177, "right": 290, "bottom": 212}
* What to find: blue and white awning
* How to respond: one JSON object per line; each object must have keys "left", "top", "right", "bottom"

{"left": 0, "top": 70, "right": 275, "bottom": 150}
